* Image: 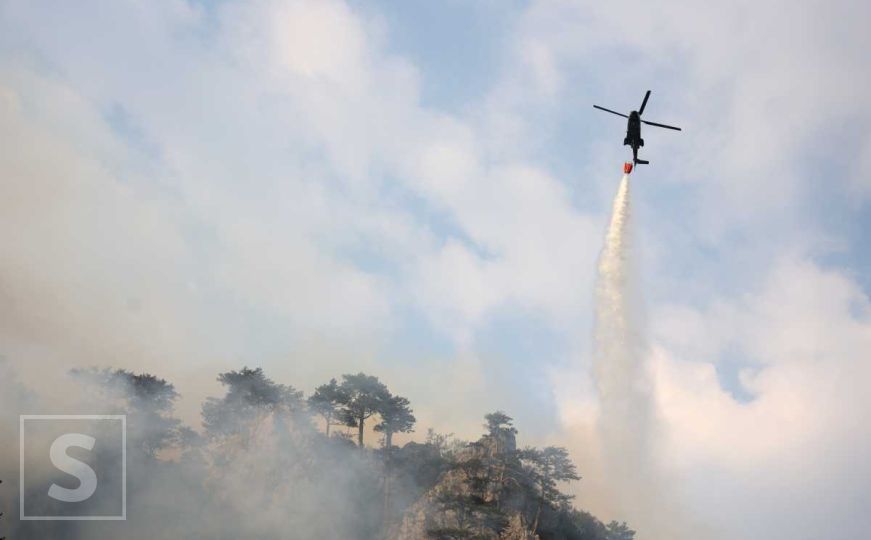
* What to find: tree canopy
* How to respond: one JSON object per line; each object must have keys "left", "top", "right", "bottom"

{"left": 42, "top": 365, "right": 636, "bottom": 540}
{"left": 337, "top": 372, "right": 390, "bottom": 447}
{"left": 308, "top": 378, "right": 347, "bottom": 438}
{"left": 484, "top": 410, "right": 517, "bottom": 438}
{"left": 202, "top": 367, "right": 304, "bottom": 445}
{"left": 374, "top": 394, "right": 416, "bottom": 450}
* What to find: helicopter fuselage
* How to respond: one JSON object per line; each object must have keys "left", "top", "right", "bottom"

{"left": 624, "top": 111, "right": 644, "bottom": 164}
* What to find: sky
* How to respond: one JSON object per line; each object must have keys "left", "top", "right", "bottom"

{"left": 1, "top": 1, "right": 870, "bottom": 539}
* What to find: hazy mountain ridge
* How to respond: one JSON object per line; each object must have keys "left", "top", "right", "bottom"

{"left": 3, "top": 365, "right": 634, "bottom": 540}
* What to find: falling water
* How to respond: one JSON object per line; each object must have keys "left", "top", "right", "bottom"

{"left": 592, "top": 173, "right": 657, "bottom": 526}
{"left": 594, "top": 174, "right": 645, "bottom": 413}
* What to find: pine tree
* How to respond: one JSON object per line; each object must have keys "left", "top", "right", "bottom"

{"left": 337, "top": 373, "right": 390, "bottom": 447}
{"left": 520, "top": 446, "right": 581, "bottom": 535}
{"left": 202, "top": 367, "right": 304, "bottom": 447}
{"left": 308, "top": 378, "right": 347, "bottom": 437}
{"left": 606, "top": 520, "right": 636, "bottom": 540}
{"left": 374, "top": 394, "right": 416, "bottom": 451}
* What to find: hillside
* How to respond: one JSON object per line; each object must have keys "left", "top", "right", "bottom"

{"left": 7, "top": 367, "right": 635, "bottom": 540}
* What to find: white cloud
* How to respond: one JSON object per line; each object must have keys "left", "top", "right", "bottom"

{"left": 0, "top": 0, "right": 606, "bottom": 419}
{"left": 273, "top": 0, "right": 368, "bottom": 86}
{"left": 650, "top": 259, "right": 871, "bottom": 539}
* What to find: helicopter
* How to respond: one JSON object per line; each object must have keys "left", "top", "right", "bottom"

{"left": 594, "top": 90, "right": 681, "bottom": 171}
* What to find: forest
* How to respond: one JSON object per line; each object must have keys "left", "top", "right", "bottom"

{"left": 9, "top": 367, "right": 635, "bottom": 540}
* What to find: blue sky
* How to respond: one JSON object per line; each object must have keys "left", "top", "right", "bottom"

{"left": 1, "top": 1, "right": 870, "bottom": 538}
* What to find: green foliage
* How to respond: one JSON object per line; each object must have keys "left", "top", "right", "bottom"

{"left": 71, "top": 367, "right": 179, "bottom": 410}
{"left": 521, "top": 446, "right": 581, "bottom": 503}
{"left": 71, "top": 367, "right": 182, "bottom": 457}
{"left": 202, "top": 367, "right": 305, "bottom": 443}
{"left": 484, "top": 410, "right": 517, "bottom": 438}
{"left": 606, "top": 520, "right": 636, "bottom": 540}
{"left": 520, "top": 445, "right": 581, "bottom": 534}
{"left": 425, "top": 429, "right": 467, "bottom": 461}
{"left": 374, "top": 394, "right": 416, "bottom": 449}
{"left": 337, "top": 372, "right": 390, "bottom": 447}
{"left": 56, "top": 366, "right": 633, "bottom": 540}
{"left": 307, "top": 378, "right": 347, "bottom": 437}
{"left": 124, "top": 371, "right": 180, "bottom": 412}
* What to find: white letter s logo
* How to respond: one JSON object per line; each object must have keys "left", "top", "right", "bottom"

{"left": 47, "top": 433, "right": 98, "bottom": 503}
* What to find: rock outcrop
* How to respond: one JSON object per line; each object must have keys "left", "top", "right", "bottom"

{"left": 388, "top": 431, "right": 537, "bottom": 540}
